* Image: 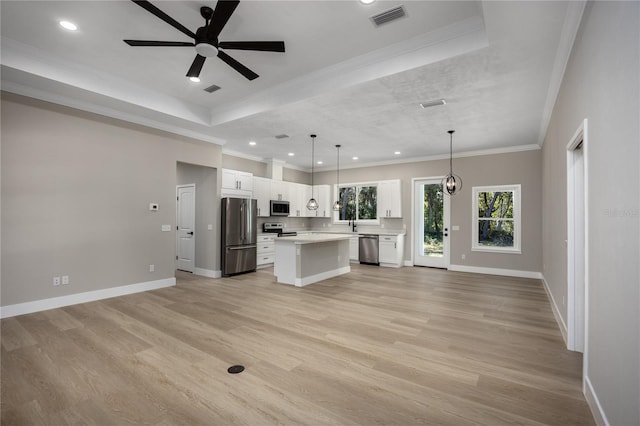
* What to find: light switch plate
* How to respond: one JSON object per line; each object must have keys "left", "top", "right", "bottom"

{"left": 161, "top": 224, "right": 171, "bottom": 232}
{"left": 207, "top": 224, "right": 213, "bottom": 230}
{"left": 149, "top": 203, "right": 159, "bottom": 211}
{"left": 452, "top": 225, "right": 460, "bottom": 231}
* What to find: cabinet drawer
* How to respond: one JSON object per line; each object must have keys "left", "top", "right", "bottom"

{"left": 257, "top": 242, "right": 275, "bottom": 254}
{"left": 380, "top": 236, "right": 397, "bottom": 242}
{"left": 257, "top": 254, "right": 275, "bottom": 265}
{"left": 257, "top": 235, "right": 275, "bottom": 243}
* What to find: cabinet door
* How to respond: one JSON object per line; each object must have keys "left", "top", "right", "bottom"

{"left": 314, "top": 185, "right": 331, "bottom": 217}
{"left": 270, "top": 181, "right": 289, "bottom": 201}
{"left": 253, "top": 177, "right": 271, "bottom": 217}
{"left": 288, "top": 183, "right": 302, "bottom": 216}
{"left": 349, "top": 237, "right": 359, "bottom": 261}
{"left": 237, "top": 172, "right": 253, "bottom": 192}
{"left": 222, "top": 169, "right": 238, "bottom": 190}
{"left": 379, "top": 239, "right": 397, "bottom": 264}
{"left": 378, "top": 180, "right": 402, "bottom": 218}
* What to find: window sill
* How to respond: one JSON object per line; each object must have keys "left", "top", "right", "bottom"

{"left": 472, "top": 247, "right": 522, "bottom": 254}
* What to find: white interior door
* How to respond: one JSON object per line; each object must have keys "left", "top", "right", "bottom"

{"left": 176, "top": 184, "right": 195, "bottom": 272}
{"left": 414, "top": 178, "right": 450, "bottom": 268}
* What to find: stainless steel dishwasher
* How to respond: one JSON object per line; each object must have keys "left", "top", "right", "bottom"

{"left": 359, "top": 234, "right": 379, "bottom": 265}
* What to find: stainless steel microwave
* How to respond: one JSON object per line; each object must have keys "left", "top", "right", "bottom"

{"left": 270, "top": 200, "right": 290, "bottom": 216}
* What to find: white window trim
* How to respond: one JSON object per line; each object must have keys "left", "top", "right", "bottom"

{"left": 472, "top": 184, "right": 521, "bottom": 254}
{"left": 333, "top": 181, "right": 380, "bottom": 225}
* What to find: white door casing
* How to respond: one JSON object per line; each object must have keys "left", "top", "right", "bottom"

{"left": 413, "top": 178, "right": 450, "bottom": 268}
{"left": 176, "top": 184, "right": 196, "bottom": 273}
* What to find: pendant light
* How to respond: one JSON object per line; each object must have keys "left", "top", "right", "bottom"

{"left": 306, "top": 134, "right": 319, "bottom": 210}
{"left": 441, "top": 130, "right": 463, "bottom": 196}
{"left": 332, "top": 144, "right": 342, "bottom": 211}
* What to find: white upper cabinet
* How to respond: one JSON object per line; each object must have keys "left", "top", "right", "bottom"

{"left": 378, "top": 180, "right": 402, "bottom": 218}
{"left": 313, "top": 185, "right": 331, "bottom": 218}
{"left": 270, "top": 180, "right": 289, "bottom": 201}
{"left": 222, "top": 169, "right": 253, "bottom": 198}
{"left": 253, "top": 177, "right": 271, "bottom": 217}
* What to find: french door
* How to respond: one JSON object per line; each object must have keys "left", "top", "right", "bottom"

{"left": 413, "top": 178, "right": 450, "bottom": 268}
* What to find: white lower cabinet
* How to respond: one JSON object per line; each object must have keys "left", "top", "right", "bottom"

{"left": 257, "top": 235, "right": 276, "bottom": 268}
{"left": 379, "top": 235, "right": 404, "bottom": 268}
{"left": 349, "top": 237, "right": 359, "bottom": 262}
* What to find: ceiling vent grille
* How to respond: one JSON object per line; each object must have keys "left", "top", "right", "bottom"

{"left": 275, "top": 134, "right": 289, "bottom": 139}
{"left": 370, "top": 5, "right": 406, "bottom": 27}
{"left": 204, "top": 84, "right": 221, "bottom": 93}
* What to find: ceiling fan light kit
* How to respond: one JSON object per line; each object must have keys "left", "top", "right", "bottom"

{"left": 124, "top": 0, "right": 285, "bottom": 81}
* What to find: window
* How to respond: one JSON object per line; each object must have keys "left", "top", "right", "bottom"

{"left": 335, "top": 184, "right": 378, "bottom": 223}
{"left": 472, "top": 184, "right": 521, "bottom": 253}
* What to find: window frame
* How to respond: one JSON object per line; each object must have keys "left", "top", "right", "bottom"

{"left": 333, "top": 181, "right": 380, "bottom": 225}
{"left": 471, "top": 184, "right": 521, "bottom": 254}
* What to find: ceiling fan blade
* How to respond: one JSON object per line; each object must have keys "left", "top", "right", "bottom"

{"left": 131, "top": 0, "right": 196, "bottom": 39}
{"left": 218, "top": 41, "right": 285, "bottom": 52}
{"left": 217, "top": 50, "right": 258, "bottom": 80}
{"left": 207, "top": 0, "right": 240, "bottom": 40}
{"left": 124, "top": 40, "right": 195, "bottom": 47}
{"left": 186, "top": 55, "right": 207, "bottom": 78}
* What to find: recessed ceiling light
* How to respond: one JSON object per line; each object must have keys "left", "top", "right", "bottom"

{"left": 189, "top": 77, "right": 200, "bottom": 83}
{"left": 59, "top": 20, "right": 78, "bottom": 31}
{"left": 288, "top": 152, "right": 295, "bottom": 157}
{"left": 317, "top": 161, "right": 323, "bottom": 165}
{"left": 249, "top": 141, "right": 256, "bottom": 146}
{"left": 394, "top": 151, "right": 401, "bottom": 155}
{"left": 352, "top": 156, "right": 359, "bottom": 160}
{"left": 360, "top": 0, "right": 376, "bottom": 4}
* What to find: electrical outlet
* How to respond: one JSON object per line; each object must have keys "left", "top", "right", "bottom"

{"left": 207, "top": 224, "right": 213, "bottom": 230}
{"left": 62, "top": 275, "right": 69, "bottom": 285}
{"left": 461, "top": 254, "right": 466, "bottom": 260}
{"left": 149, "top": 264, "right": 155, "bottom": 272}
{"left": 53, "top": 276, "right": 60, "bottom": 286}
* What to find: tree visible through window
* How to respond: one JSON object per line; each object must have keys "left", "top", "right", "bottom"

{"left": 472, "top": 185, "right": 521, "bottom": 253}
{"left": 337, "top": 185, "right": 377, "bottom": 221}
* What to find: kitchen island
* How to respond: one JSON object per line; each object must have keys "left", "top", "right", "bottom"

{"left": 274, "top": 233, "right": 352, "bottom": 286}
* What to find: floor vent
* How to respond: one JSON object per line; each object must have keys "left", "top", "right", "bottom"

{"left": 204, "top": 84, "right": 221, "bottom": 93}
{"left": 370, "top": 5, "right": 406, "bottom": 27}
{"left": 275, "top": 134, "right": 289, "bottom": 139}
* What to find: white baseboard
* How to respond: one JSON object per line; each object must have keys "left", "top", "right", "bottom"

{"left": 541, "top": 275, "right": 568, "bottom": 345}
{"left": 194, "top": 268, "right": 222, "bottom": 278}
{"left": 296, "top": 266, "right": 351, "bottom": 287}
{"left": 0, "top": 277, "right": 176, "bottom": 319}
{"left": 584, "top": 375, "right": 609, "bottom": 426}
{"left": 448, "top": 264, "right": 543, "bottom": 279}
{"left": 404, "top": 260, "right": 414, "bottom": 267}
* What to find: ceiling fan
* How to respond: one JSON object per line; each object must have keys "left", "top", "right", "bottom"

{"left": 124, "top": 0, "right": 285, "bottom": 81}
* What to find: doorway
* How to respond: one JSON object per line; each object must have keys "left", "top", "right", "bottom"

{"left": 413, "top": 178, "right": 450, "bottom": 268}
{"left": 566, "top": 119, "right": 589, "bottom": 354}
{"left": 176, "top": 184, "right": 196, "bottom": 273}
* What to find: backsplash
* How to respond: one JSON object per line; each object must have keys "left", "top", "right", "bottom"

{"left": 257, "top": 216, "right": 405, "bottom": 234}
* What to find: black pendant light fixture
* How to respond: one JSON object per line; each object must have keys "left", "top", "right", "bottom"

{"left": 306, "top": 134, "right": 319, "bottom": 210}
{"left": 332, "top": 144, "right": 342, "bottom": 211}
{"left": 442, "top": 130, "right": 463, "bottom": 196}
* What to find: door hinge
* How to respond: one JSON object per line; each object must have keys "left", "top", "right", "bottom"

{"left": 176, "top": 255, "right": 178, "bottom": 260}
{"left": 177, "top": 196, "right": 179, "bottom": 201}
{"left": 176, "top": 225, "right": 178, "bottom": 230}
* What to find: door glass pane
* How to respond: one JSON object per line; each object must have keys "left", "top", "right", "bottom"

{"left": 423, "top": 184, "right": 443, "bottom": 257}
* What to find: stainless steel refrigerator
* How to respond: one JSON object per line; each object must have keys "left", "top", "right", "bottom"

{"left": 221, "top": 197, "right": 257, "bottom": 276}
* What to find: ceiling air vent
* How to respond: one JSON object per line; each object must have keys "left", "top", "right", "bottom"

{"left": 204, "top": 84, "right": 221, "bottom": 93}
{"left": 274, "top": 134, "right": 289, "bottom": 139}
{"left": 370, "top": 5, "right": 406, "bottom": 27}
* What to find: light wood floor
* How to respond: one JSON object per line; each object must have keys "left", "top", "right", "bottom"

{"left": 1, "top": 265, "right": 594, "bottom": 425}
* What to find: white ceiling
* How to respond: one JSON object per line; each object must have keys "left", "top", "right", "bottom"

{"left": 0, "top": 0, "right": 582, "bottom": 171}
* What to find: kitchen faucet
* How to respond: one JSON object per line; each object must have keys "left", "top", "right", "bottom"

{"left": 349, "top": 220, "right": 357, "bottom": 233}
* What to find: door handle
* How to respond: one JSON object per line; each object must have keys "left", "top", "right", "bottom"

{"left": 187, "top": 231, "right": 194, "bottom": 236}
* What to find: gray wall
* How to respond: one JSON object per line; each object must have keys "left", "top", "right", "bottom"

{"left": 314, "top": 149, "right": 542, "bottom": 273}
{"left": 541, "top": 2, "right": 639, "bottom": 424}
{"left": 176, "top": 162, "right": 218, "bottom": 273}
{"left": 1, "top": 93, "right": 222, "bottom": 307}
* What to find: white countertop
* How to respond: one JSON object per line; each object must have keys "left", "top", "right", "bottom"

{"left": 274, "top": 233, "right": 354, "bottom": 244}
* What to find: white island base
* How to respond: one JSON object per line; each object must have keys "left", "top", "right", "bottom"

{"left": 274, "top": 234, "right": 352, "bottom": 287}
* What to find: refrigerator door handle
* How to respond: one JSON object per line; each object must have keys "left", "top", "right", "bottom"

{"left": 227, "top": 245, "right": 257, "bottom": 251}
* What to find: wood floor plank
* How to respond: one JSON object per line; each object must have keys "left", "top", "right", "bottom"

{"left": 1, "top": 265, "right": 594, "bottom": 425}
